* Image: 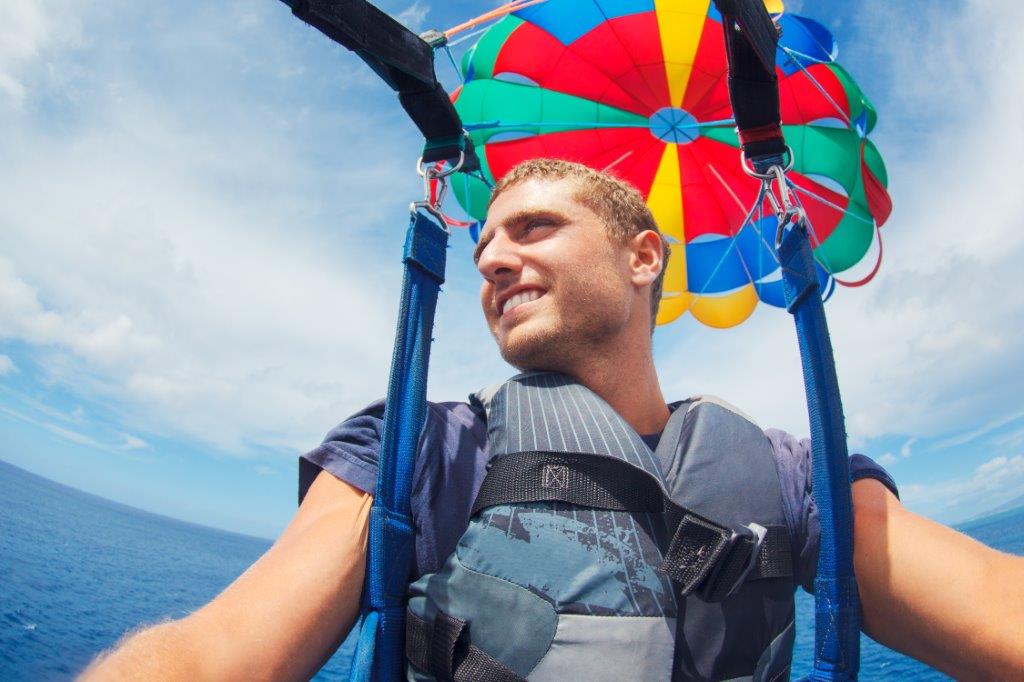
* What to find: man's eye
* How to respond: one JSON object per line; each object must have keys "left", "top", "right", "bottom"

{"left": 525, "top": 219, "right": 552, "bottom": 232}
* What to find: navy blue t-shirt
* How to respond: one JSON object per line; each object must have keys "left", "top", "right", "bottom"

{"left": 299, "top": 398, "right": 897, "bottom": 592}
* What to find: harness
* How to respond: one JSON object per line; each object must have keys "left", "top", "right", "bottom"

{"left": 283, "top": 1, "right": 862, "bottom": 679}
{"left": 406, "top": 373, "right": 796, "bottom": 681}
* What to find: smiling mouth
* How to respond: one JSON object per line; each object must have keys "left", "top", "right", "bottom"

{"left": 500, "top": 289, "right": 545, "bottom": 317}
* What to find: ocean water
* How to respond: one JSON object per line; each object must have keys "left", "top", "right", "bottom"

{"left": 2, "top": 458, "right": 1021, "bottom": 680}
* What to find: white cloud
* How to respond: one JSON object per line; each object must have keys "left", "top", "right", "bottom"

{"left": 934, "top": 410, "right": 1024, "bottom": 451}
{"left": 44, "top": 421, "right": 103, "bottom": 448}
{"left": 0, "top": 0, "right": 85, "bottom": 107}
{"left": 118, "top": 433, "right": 148, "bottom": 450}
{"left": 874, "top": 438, "right": 915, "bottom": 468}
{"left": 901, "top": 454, "right": 1024, "bottom": 520}
{"left": 0, "top": 354, "right": 14, "bottom": 375}
{"left": 0, "top": 2, "right": 53, "bottom": 104}
{"left": 395, "top": 1, "right": 430, "bottom": 32}
{"left": 0, "top": 0, "right": 503, "bottom": 458}
{"left": 992, "top": 425, "right": 1024, "bottom": 451}
{"left": 876, "top": 452, "right": 898, "bottom": 467}
{"left": 0, "top": 402, "right": 148, "bottom": 458}
{"left": 0, "top": 110, "right": 399, "bottom": 453}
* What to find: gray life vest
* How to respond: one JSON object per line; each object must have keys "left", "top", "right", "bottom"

{"left": 405, "top": 373, "right": 796, "bottom": 681}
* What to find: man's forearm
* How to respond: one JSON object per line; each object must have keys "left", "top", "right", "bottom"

{"left": 81, "top": 618, "right": 211, "bottom": 680}
{"left": 854, "top": 478, "right": 1024, "bottom": 679}
{"left": 82, "top": 472, "right": 371, "bottom": 681}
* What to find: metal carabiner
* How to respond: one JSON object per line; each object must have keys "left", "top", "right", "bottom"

{"left": 740, "top": 145, "right": 795, "bottom": 180}
{"left": 752, "top": 159, "right": 806, "bottom": 248}
{"left": 412, "top": 133, "right": 468, "bottom": 227}
{"left": 766, "top": 166, "right": 806, "bottom": 248}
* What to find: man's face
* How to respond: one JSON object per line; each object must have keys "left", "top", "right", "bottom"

{"left": 475, "top": 177, "right": 635, "bottom": 371}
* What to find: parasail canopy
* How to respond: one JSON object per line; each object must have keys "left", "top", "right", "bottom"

{"left": 445, "top": 0, "right": 892, "bottom": 328}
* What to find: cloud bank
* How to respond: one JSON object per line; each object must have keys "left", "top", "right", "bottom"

{"left": 0, "top": 0, "right": 494, "bottom": 455}
{"left": 1, "top": 0, "right": 1022, "bottom": 525}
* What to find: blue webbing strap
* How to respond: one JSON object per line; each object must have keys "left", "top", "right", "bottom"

{"left": 349, "top": 207, "right": 449, "bottom": 682}
{"left": 778, "top": 221, "right": 860, "bottom": 682}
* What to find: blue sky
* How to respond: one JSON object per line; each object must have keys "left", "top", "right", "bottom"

{"left": 1, "top": 0, "right": 1022, "bottom": 538}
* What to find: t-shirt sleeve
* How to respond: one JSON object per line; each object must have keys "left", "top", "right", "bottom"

{"left": 298, "top": 399, "right": 386, "bottom": 504}
{"left": 764, "top": 428, "right": 899, "bottom": 594}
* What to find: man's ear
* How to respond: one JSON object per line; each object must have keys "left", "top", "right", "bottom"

{"left": 629, "top": 230, "right": 664, "bottom": 288}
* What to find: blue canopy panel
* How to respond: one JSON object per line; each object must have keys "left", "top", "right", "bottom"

{"left": 513, "top": 0, "right": 656, "bottom": 45}
{"left": 776, "top": 15, "right": 837, "bottom": 74}
{"left": 685, "top": 217, "right": 830, "bottom": 307}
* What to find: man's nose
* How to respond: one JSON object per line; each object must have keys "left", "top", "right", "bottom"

{"left": 476, "top": 230, "right": 521, "bottom": 281}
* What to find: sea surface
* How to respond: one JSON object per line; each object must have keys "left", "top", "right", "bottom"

{"left": 2, "top": 458, "right": 1022, "bottom": 680}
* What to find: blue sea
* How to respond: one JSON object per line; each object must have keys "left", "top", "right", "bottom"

{"left": 2, "top": 458, "right": 1021, "bottom": 680}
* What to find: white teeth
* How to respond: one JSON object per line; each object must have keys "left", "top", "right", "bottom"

{"left": 501, "top": 289, "right": 542, "bottom": 315}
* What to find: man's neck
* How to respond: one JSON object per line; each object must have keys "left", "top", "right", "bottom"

{"left": 566, "top": 340, "right": 669, "bottom": 437}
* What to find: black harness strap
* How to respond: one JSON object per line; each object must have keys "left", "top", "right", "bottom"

{"left": 472, "top": 450, "right": 793, "bottom": 603}
{"left": 662, "top": 510, "right": 792, "bottom": 602}
{"left": 287, "top": 0, "right": 479, "bottom": 169}
{"left": 406, "top": 609, "right": 526, "bottom": 682}
{"left": 471, "top": 451, "right": 665, "bottom": 516}
{"left": 713, "top": 0, "right": 787, "bottom": 160}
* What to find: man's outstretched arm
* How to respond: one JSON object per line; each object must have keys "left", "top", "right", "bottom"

{"left": 854, "top": 478, "right": 1024, "bottom": 679}
{"left": 82, "top": 470, "right": 370, "bottom": 681}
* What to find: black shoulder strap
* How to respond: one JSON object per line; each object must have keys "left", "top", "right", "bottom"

{"left": 288, "top": 0, "right": 479, "bottom": 169}
{"left": 713, "top": 0, "right": 787, "bottom": 160}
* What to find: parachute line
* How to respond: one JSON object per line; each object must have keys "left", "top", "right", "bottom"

{"left": 790, "top": 183, "right": 872, "bottom": 224}
{"left": 780, "top": 47, "right": 852, "bottom": 128}
{"left": 443, "top": 45, "right": 463, "bottom": 84}
{"left": 705, "top": 161, "right": 786, "bottom": 300}
{"left": 780, "top": 46, "right": 833, "bottom": 66}
{"left": 601, "top": 150, "right": 634, "bottom": 173}
{"left": 593, "top": 0, "right": 663, "bottom": 110}
{"left": 444, "top": 0, "right": 547, "bottom": 39}
{"left": 448, "top": 26, "right": 490, "bottom": 48}
{"left": 686, "top": 184, "right": 766, "bottom": 309}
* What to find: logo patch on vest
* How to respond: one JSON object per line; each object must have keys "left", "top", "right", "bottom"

{"left": 541, "top": 464, "right": 569, "bottom": 490}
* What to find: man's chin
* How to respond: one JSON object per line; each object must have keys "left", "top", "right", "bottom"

{"left": 497, "top": 327, "right": 572, "bottom": 372}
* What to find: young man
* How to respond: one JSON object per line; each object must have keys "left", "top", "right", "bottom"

{"left": 86, "top": 160, "right": 1024, "bottom": 680}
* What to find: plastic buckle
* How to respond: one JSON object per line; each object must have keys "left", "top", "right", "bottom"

{"left": 698, "top": 522, "right": 767, "bottom": 602}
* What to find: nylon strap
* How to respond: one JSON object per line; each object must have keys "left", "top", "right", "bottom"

{"left": 779, "top": 221, "right": 860, "bottom": 681}
{"left": 662, "top": 510, "right": 792, "bottom": 601}
{"left": 712, "top": 1, "right": 862, "bottom": 677}
{"left": 406, "top": 610, "right": 526, "bottom": 682}
{"left": 471, "top": 451, "right": 665, "bottom": 516}
{"left": 713, "top": 0, "right": 786, "bottom": 159}
{"left": 287, "top": 0, "right": 480, "bottom": 170}
{"left": 349, "top": 208, "right": 449, "bottom": 682}
{"left": 472, "top": 449, "right": 792, "bottom": 602}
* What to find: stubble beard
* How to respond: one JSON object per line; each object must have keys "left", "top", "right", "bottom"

{"left": 497, "top": 266, "right": 629, "bottom": 373}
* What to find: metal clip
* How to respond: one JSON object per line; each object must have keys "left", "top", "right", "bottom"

{"left": 412, "top": 135, "right": 467, "bottom": 226}
{"left": 748, "top": 156, "right": 806, "bottom": 248}
{"left": 740, "top": 145, "right": 794, "bottom": 180}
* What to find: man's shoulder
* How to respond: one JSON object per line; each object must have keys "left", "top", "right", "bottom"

{"left": 301, "top": 396, "right": 488, "bottom": 502}
{"left": 320, "top": 397, "right": 484, "bottom": 443}
{"left": 427, "top": 399, "right": 487, "bottom": 426}
{"left": 674, "top": 394, "right": 762, "bottom": 428}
